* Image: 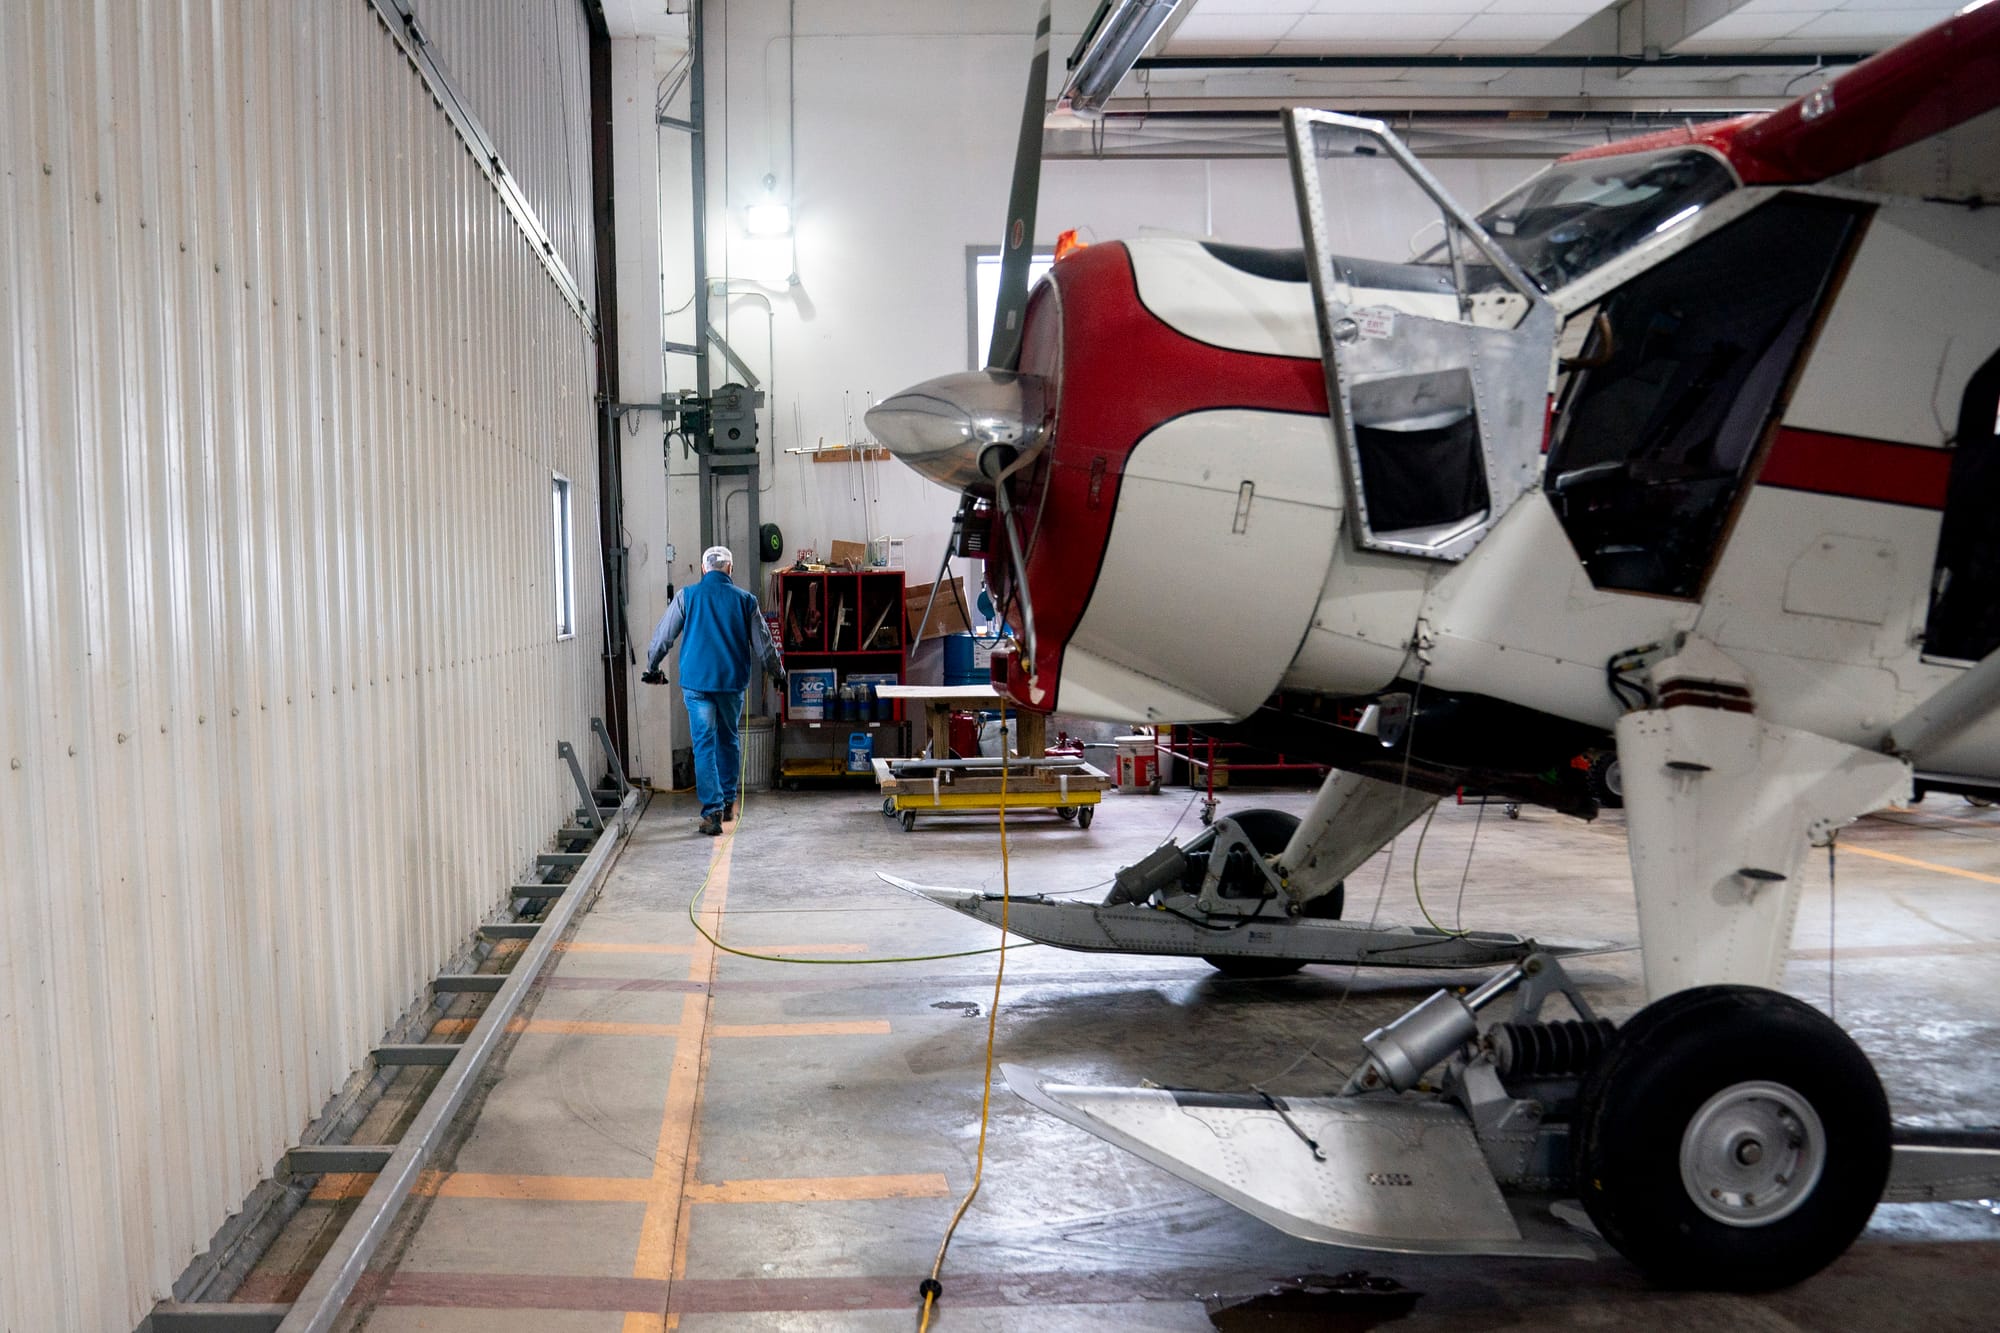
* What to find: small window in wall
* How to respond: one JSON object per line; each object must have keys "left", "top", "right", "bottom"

{"left": 552, "top": 474, "right": 575, "bottom": 640}
{"left": 968, "top": 248, "right": 1055, "bottom": 370}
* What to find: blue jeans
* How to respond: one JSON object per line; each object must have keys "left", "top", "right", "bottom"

{"left": 685, "top": 689, "right": 743, "bottom": 818}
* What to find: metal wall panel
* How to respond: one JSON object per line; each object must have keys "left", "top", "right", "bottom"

{"left": 415, "top": 0, "right": 599, "bottom": 322}
{"left": 0, "top": 3, "right": 604, "bottom": 1328}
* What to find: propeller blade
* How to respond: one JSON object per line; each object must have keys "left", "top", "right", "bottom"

{"left": 986, "top": 0, "right": 1054, "bottom": 373}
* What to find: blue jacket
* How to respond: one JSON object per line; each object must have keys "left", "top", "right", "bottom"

{"left": 647, "top": 570, "right": 783, "bottom": 693}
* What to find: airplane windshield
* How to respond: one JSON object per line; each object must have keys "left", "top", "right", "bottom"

{"left": 1426, "top": 148, "right": 1737, "bottom": 293}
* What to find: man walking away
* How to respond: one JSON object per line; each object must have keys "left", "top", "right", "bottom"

{"left": 640, "top": 546, "right": 785, "bottom": 835}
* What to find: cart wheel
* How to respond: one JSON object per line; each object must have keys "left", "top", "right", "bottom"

{"left": 1055, "top": 806, "right": 1077, "bottom": 821}
{"left": 1077, "top": 806, "right": 1094, "bottom": 829}
{"left": 882, "top": 797, "right": 895, "bottom": 817}
{"left": 900, "top": 810, "right": 917, "bottom": 832}
{"left": 1574, "top": 985, "right": 1889, "bottom": 1290}
{"left": 1505, "top": 803, "right": 1521, "bottom": 820}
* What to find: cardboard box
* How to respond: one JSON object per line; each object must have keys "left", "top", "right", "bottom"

{"left": 904, "top": 577, "right": 970, "bottom": 639}
{"left": 786, "top": 667, "right": 838, "bottom": 721}
{"left": 828, "top": 539, "right": 869, "bottom": 570}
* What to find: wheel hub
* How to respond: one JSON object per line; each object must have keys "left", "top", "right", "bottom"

{"left": 1679, "top": 1079, "right": 1825, "bottom": 1226}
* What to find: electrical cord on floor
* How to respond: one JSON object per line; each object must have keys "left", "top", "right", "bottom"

{"left": 678, "top": 692, "right": 1024, "bottom": 966}
{"left": 917, "top": 710, "right": 1017, "bottom": 1331}
{"left": 1409, "top": 799, "right": 1476, "bottom": 939}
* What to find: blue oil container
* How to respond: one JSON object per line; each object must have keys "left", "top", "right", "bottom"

{"left": 944, "top": 633, "right": 994, "bottom": 686}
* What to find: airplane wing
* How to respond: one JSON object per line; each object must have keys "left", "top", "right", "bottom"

{"left": 1566, "top": 4, "right": 2000, "bottom": 202}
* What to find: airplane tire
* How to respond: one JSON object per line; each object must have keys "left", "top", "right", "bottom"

{"left": 1201, "top": 809, "right": 1306, "bottom": 977}
{"left": 1574, "top": 984, "right": 1889, "bottom": 1291}
{"left": 1587, "top": 751, "right": 1623, "bottom": 810}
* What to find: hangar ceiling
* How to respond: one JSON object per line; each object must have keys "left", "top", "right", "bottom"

{"left": 596, "top": 1, "right": 1964, "bottom": 155}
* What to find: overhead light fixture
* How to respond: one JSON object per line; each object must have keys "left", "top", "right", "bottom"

{"left": 1059, "top": 0, "right": 1185, "bottom": 116}
{"left": 745, "top": 172, "right": 792, "bottom": 236}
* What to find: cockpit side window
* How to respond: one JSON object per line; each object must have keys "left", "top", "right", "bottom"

{"left": 1450, "top": 149, "right": 1738, "bottom": 293}
{"left": 1544, "top": 195, "right": 1864, "bottom": 598}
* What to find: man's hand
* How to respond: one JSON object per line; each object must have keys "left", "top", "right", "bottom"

{"left": 640, "top": 668, "right": 667, "bottom": 685}
{"left": 772, "top": 668, "right": 788, "bottom": 686}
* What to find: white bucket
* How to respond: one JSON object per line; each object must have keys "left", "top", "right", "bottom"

{"left": 1114, "top": 734, "right": 1158, "bottom": 793}
{"left": 742, "top": 716, "right": 776, "bottom": 791}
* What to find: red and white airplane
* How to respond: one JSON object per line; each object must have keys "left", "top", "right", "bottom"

{"left": 868, "top": 2, "right": 2000, "bottom": 1290}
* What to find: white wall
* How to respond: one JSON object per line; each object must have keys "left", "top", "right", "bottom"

{"left": 613, "top": 2, "right": 1544, "bottom": 765}
{"left": 0, "top": 3, "right": 604, "bottom": 1326}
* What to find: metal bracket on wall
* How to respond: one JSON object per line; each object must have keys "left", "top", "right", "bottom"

{"left": 594, "top": 717, "right": 632, "bottom": 797}
{"left": 558, "top": 740, "right": 603, "bottom": 831}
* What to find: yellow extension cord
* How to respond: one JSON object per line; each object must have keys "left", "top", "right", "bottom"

{"left": 918, "top": 709, "right": 1013, "bottom": 1331}
{"left": 671, "top": 694, "right": 1018, "bottom": 1329}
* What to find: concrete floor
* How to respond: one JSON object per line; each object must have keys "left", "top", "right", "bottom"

{"left": 277, "top": 783, "right": 2000, "bottom": 1330}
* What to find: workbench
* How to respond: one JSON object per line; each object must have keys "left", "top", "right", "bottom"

{"left": 872, "top": 683, "right": 1048, "bottom": 759}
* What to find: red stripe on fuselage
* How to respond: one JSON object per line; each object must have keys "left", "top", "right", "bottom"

{"left": 1755, "top": 427, "right": 1949, "bottom": 509}
{"left": 1007, "top": 243, "right": 1327, "bottom": 706}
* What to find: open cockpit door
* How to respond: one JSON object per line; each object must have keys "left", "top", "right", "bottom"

{"left": 1285, "top": 111, "right": 1559, "bottom": 562}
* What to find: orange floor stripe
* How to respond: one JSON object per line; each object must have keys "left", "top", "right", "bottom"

{"left": 635, "top": 836, "right": 732, "bottom": 1304}
{"left": 683, "top": 1173, "right": 951, "bottom": 1204}
{"left": 426, "top": 1016, "right": 888, "bottom": 1040}
{"left": 710, "top": 1020, "right": 891, "bottom": 1038}
{"left": 1841, "top": 843, "right": 2000, "bottom": 886}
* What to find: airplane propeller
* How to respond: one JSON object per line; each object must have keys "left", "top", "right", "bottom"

{"left": 868, "top": 0, "right": 1055, "bottom": 688}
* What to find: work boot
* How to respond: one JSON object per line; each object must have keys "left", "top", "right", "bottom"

{"left": 722, "top": 802, "right": 736, "bottom": 823}
{"left": 697, "top": 812, "right": 722, "bottom": 837}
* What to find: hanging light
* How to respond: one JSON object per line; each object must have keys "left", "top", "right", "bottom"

{"left": 1059, "top": 0, "right": 1185, "bottom": 116}
{"left": 745, "top": 172, "right": 792, "bottom": 236}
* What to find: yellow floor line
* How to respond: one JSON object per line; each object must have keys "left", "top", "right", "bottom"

{"left": 1840, "top": 842, "right": 2000, "bottom": 886}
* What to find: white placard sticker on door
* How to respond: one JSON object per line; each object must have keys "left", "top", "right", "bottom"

{"left": 1356, "top": 308, "right": 1396, "bottom": 340}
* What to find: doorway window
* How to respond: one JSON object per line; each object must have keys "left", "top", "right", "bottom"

{"left": 1544, "top": 195, "right": 1862, "bottom": 598}
{"left": 1924, "top": 347, "right": 2000, "bottom": 661}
